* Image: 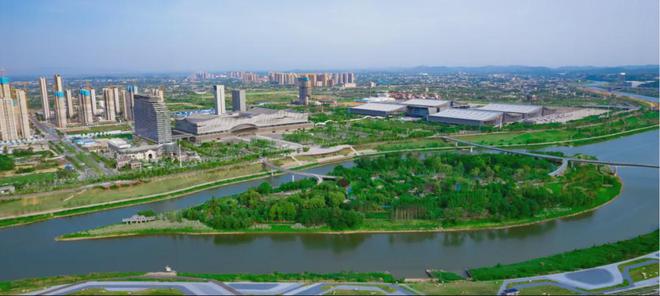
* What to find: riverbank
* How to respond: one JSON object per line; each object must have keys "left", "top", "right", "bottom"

{"left": 7, "top": 230, "right": 659, "bottom": 296}
{"left": 1, "top": 119, "right": 655, "bottom": 229}
{"left": 57, "top": 168, "right": 622, "bottom": 241}
{"left": 0, "top": 271, "right": 398, "bottom": 295}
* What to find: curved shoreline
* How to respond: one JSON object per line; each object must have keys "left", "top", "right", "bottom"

{"left": 57, "top": 175, "right": 624, "bottom": 241}
{"left": 2, "top": 124, "right": 654, "bottom": 229}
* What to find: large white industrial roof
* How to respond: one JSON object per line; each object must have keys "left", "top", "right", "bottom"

{"left": 477, "top": 103, "right": 542, "bottom": 114}
{"left": 399, "top": 99, "right": 450, "bottom": 107}
{"left": 351, "top": 103, "right": 406, "bottom": 112}
{"left": 430, "top": 108, "right": 503, "bottom": 121}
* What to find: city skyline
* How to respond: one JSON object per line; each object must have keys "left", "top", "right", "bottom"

{"left": 0, "top": 0, "right": 658, "bottom": 75}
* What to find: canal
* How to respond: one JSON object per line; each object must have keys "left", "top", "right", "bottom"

{"left": 0, "top": 130, "right": 657, "bottom": 280}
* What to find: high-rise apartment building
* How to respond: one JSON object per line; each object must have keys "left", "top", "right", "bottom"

{"left": 64, "top": 89, "right": 74, "bottom": 118}
{"left": 14, "top": 89, "right": 31, "bottom": 139}
{"left": 298, "top": 77, "right": 311, "bottom": 105}
{"left": 214, "top": 85, "right": 225, "bottom": 115}
{"left": 125, "top": 85, "right": 137, "bottom": 121}
{"left": 78, "top": 88, "right": 94, "bottom": 125}
{"left": 103, "top": 88, "right": 116, "bottom": 122}
{"left": 112, "top": 87, "right": 121, "bottom": 117}
{"left": 90, "top": 88, "right": 97, "bottom": 115}
{"left": 38, "top": 77, "right": 50, "bottom": 120}
{"left": 0, "top": 98, "right": 18, "bottom": 141}
{"left": 133, "top": 94, "right": 172, "bottom": 144}
{"left": 231, "top": 89, "right": 246, "bottom": 112}
{"left": 53, "top": 74, "right": 67, "bottom": 128}
{"left": 0, "top": 76, "right": 11, "bottom": 99}
{"left": 0, "top": 77, "right": 31, "bottom": 140}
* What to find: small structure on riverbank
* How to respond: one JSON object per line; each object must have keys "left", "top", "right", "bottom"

{"left": 121, "top": 215, "right": 156, "bottom": 224}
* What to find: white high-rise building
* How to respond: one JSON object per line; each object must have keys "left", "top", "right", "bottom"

{"left": 65, "top": 89, "right": 74, "bottom": 118}
{"left": 0, "top": 98, "right": 18, "bottom": 141}
{"left": 214, "top": 85, "right": 225, "bottom": 115}
{"left": 112, "top": 87, "right": 121, "bottom": 117}
{"left": 90, "top": 88, "right": 97, "bottom": 115}
{"left": 15, "top": 89, "right": 31, "bottom": 139}
{"left": 39, "top": 77, "right": 50, "bottom": 120}
{"left": 78, "top": 88, "right": 94, "bottom": 125}
{"left": 103, "top": 88, "right": 116, "bottom": 121}
{"left": 53, "top": 74, "right": 67, "bottom": 128}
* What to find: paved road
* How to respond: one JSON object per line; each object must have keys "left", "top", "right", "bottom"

{"left": 498, "top": 251, "right": 660, "bottom": 295}
{"left": 30, "top": 116, "right": 116, "bottom": 180}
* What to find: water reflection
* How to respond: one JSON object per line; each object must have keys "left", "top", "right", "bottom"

{"left": 299, "top": 234, "right": 369, "bottom": 253}
{"left": 387, "top": 232, "right": 436, "bottom": 244}
{"left": 212, "top": 234, "right": 259, "bottom": 246}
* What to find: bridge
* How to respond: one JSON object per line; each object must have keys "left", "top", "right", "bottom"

{"left": 261, "top": 159, "right": 337, "bottom": 184}
{"left": 440, "top": 136, "right": 659, "bottom": 176}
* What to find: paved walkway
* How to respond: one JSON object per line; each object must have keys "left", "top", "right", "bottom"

{"left": 498, "top": 251, "right": 659, "bottom": 295}
{"left": 30, "top": 281, "right": 417, "bottom": 295}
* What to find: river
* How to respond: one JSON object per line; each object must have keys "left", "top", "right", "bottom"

{"left": 585, "top": 81, "right": 659, "bottom": 103}
{"left": 0, "top": 130, "right": 657, "bottom": 280}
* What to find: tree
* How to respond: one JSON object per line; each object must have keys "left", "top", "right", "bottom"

{"left": 326, "top": 191, "right": 346, "bottom": 208}
{"left": 0, "top": 155, "right": 15, "bottom": 171}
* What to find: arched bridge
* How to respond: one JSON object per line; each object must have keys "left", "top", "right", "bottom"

{"left": 261, "top": 159, "right": 337, "bottom": 184}
{"left": 440, "top": 136, "right": 659, "bottom": 176}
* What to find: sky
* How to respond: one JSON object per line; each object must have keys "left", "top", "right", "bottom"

{"left": 0, "top": 0, "right": 658, "bottom": 75}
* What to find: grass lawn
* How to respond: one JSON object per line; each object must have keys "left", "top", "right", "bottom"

{"left": 517, "top": 284, "right": 579, "bottom": 295}
{"left": 326, "top": 289, "right": 385, "bottom": 295}
{"left": 59, "top": 219, "right": 215, "bottom": 240}
{"left": 407, "top": 280, "right": 501, "bottom": 295}
{"left": 628, "top": 263, "right": 659, "bottom": 282}
{"left": 0, "top": 163, "right": 263, "bottom": 218}
{"left": 469, "top": 230, "right": 659, "bottom": 280}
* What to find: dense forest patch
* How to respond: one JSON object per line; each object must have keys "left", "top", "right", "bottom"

{"left": 182, "top": 152, "right": 619, "bottom": 231}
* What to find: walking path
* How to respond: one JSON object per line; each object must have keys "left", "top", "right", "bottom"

{"left": 30, "top": 281, "right": 417, "bottom": 295}
{"left": 498, "top": 251, "right": 659, "bottom": 295}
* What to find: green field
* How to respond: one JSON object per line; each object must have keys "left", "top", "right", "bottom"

{"left": 469, "top": 230, "right": 659, "bottom": 280}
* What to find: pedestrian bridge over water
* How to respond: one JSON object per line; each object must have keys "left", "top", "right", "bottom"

{"left": 441, "top": 136, "right": 659, "bottom": 176}
{"left": 261, "top": 159, "right": 337, "bottom": 184}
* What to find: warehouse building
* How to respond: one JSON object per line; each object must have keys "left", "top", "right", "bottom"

{"left": 399, "top": 99, "right": 451, "bottom": 118}
{"left": 348, "top": 103, "right": 406, "bottom": 117}
{"left": 477, "top": 103, "right": 542, "bottom": 122}
{"left": 428, "top": 108, "right": 503, "bottom": 127}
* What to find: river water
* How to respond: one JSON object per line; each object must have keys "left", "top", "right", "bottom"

{"left": 0, "top": 131, "right": 657, "bottom": 280}
{"left": 585, "top": 81, "right": 659, "bottom": 102}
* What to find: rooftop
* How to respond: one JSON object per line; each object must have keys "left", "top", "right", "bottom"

{"left": 399, "top": 99, "right": 450, "bottom": 107}
{"left": 478, "top": 103, "right": 542, "bottom": 114}
{"left": 430, "top": 108, "right": 503, "bottom": 121}
{"left": 350, "top": 103, "right": 406, "bottom": 112}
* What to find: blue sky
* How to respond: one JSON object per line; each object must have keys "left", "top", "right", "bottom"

{"left": 1, "top": 0, "right": 658, "bottom": 75}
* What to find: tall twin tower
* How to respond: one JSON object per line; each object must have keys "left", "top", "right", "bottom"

{"left": 39, "top": 74, "right": 137, "bottom": 128}
{"left": 213, "top": 85, "right": 246, "bottom": 116}
{"left": 0, "top": 76, "right": 31, "bottom": 141}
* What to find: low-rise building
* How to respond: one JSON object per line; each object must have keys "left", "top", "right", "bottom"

{"left": 428, "top": 108, "right": 503, "bottom": 127}
{"left": 174, "top": 108, "right": 311, "bottom": 143}
{"left": 477, "top": 103, "right": 542, "bottom": 122}
{"left": 399, "top": 99, "right": 451, "bottom": 118}
{"left": 107, "top": 139, "right": 199, "bottom": 169}
{"left": 348, "top": 103, "right": 407, "bottom": 117}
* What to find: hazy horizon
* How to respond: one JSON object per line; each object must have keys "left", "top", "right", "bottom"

{"left": 1, "top": 0, "right": 658, "bottom": 76}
